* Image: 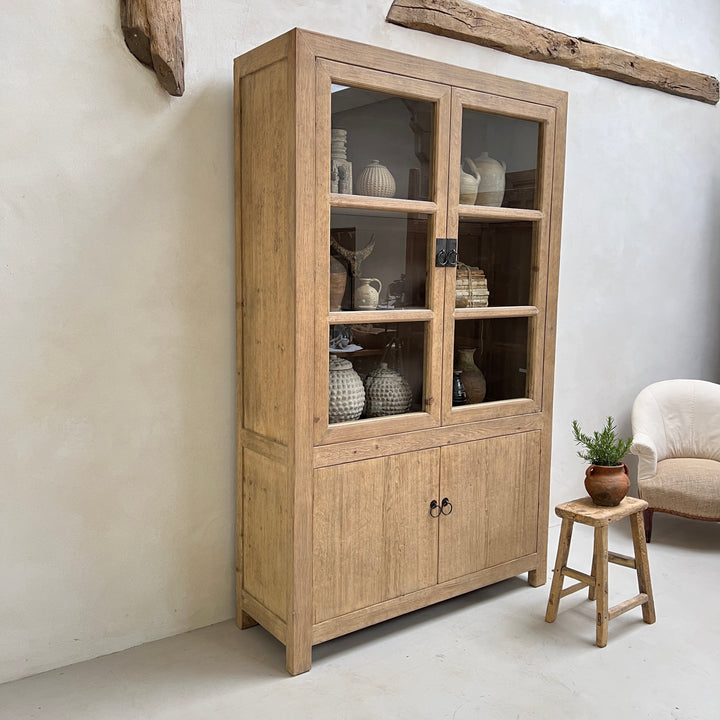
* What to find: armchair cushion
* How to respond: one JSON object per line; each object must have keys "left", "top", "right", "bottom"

{"left": 638, "top": 458, "right": 720, "bottom": 519}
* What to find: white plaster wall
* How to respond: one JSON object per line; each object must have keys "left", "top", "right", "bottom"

{"left": 1, "top": 0, "right": 718, "bottom": 683}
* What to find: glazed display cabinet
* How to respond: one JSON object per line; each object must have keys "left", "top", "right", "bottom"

{"left": 234, "top": 29, "right": 567, "bottom": 674}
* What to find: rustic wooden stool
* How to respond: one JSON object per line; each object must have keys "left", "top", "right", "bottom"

{"left": 544, "top": 496, "right": 656, "bottom": 647}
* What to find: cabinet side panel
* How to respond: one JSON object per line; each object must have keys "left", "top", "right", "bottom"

{"left": 243, "top": 449, "right": 289, "bottom": 621}
{"left": 313, "top": 449, "right": 440, "bottom": 624}
{"left": 239, "top": 60, "right": 294, "bottom": 445}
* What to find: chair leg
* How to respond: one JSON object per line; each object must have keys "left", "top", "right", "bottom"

{"left": 643, "top": 507, "right": 654, "bottom": 543}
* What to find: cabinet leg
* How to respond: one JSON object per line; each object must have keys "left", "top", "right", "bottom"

{"left": 528, "top": 567, "right": 545, "bottom": 587}
{"left": 285, "top": 641, "right": 312, "bottom": 676}
{"left": 239, "top": 611, "right": 258, "bottom": 629}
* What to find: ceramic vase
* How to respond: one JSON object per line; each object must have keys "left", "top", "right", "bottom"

{"left": 454, "top": 347, "right": 486, "bottom": 403}
{"left": 330, "top": 128, "right": 352, "bottom": 194}
{"left": 354, "top": 277, "right": 382, "bottom": 310}
{"left": 329, "top": 256, "right": 347, "bottom": 311}
{"left": 356, "top": 160, "right": 396, "bottom": 198}
{"left": 473, "top": 152, "right": 506, "bottom": 207}
{"left": 364, "top": 362, "right": 412, "bottom": 417}
{"left": 451, "top": 370, "right": 467, "bottom": 405}
{"left": 584, "top": 464, "right": 630, "bottom": 507}
{"left": 459, "top": 157, "right": 480, "bottom": 204}
{"left": 328, "top": 355, "right": 365, "bottom": 423}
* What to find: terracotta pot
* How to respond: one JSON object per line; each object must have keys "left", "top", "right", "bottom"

{"left": 329, "top": 256, "right": 347, "bottom": 311}
{"left": 584, "top": 464, "right": 630, "bottom": 507}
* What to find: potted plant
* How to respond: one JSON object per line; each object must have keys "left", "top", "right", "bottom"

{"left": 572, "top": 416, "right": 633, "bottom": 506}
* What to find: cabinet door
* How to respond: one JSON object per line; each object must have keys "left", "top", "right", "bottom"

{"left": 315, "top": 60, "right": 452, "bottom": 445}
{"left": 313, "top": 448, "right": 440, "bottom": 623}
{"left": 438, "top": 432, "right": 540, "bottom": 583}
{"left": 442, "top": 88, "right": 560, "bottom": 424}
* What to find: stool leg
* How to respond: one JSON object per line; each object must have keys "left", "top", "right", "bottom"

{"left": 545, "top": 518, "right": 573, "bottom": 623}
{"left": 588, "top": 549, "right": 597, "bottom": 601}
{"left": 630, "top": 511, "right": 656, "bottom": 624}
{"left": 594, "top": 525, "right": 609, "bottom": 648}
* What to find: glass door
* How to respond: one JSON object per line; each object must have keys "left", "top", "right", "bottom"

{"left": 442, "top": 89, "right": 557, "bottom": 424}
{"left": 315, "top": 60, "right": 451, "bottom": 444}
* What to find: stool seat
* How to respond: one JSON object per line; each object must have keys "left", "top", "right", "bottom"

{"left": 545, "top": 496, "right": 656, "bottom": 647}
{"left": 555, "top": 496, "right": 648, "bottom": 525}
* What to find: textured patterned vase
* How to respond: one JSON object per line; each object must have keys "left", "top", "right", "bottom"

{"left": 364, "top": 362, "right": 412, "bottom": 417}
{"left": 328, "top": 356, "right": 365, "bottom": 423}
{"left": 473, "top": 152, "right": 506, "bottom": 207}
{"left": 454, "top": 347, "right": 486, "bottom": 403}
{"left": 356, "top": 160, "right": 396, "bottom": 198}
{"left": 585, "top": 464, "right": 630, "bottom": 507}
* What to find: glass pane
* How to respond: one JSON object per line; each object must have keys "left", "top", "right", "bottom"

{"left": 453, "top": 318, "right": 530, "bottom": 404}
{"left": 328, "top": 322, "right": 426, "bottom": 422}
{"left": 330, "top": 209, "right": 429, "bottom": 311}
{"left": 331, "top": 85, "right": 434, "bottom": 201}
{"left": 456, "top": 220, "right": 534, "bottom": 308}
{"left": 459, "top": 109, "right": 539, "bottom": 209}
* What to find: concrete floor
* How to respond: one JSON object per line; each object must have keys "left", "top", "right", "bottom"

{"left": 1, "top": 513, "right": 718, "bottom": 720}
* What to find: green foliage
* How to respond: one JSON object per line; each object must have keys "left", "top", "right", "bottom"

{"left": 571, "top": 416, "right": 632, "bottom": 466}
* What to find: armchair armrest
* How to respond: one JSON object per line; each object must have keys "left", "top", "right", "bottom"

{"left": 631, "top": 431, "right": 658, "bottom": 481}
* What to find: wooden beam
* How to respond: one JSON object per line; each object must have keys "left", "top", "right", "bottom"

{"left": 386, "top": 0, "right": 719, "bottom": 105}
{"left": 121, "top": 0, "right": 152, "bottom": 67}
{"left": 121, "top": 0, "right": 185, "bottom": 97}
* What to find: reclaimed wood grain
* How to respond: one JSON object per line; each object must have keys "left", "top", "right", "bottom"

{"left": 386, "top": 0, "right": 719, "bottom": 104}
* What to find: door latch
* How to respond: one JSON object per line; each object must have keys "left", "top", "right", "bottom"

{"left": 435, "top": 238, "right": 458, "bottom": 268}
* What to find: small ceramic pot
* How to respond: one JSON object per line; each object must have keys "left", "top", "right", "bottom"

{"left": 459, "top": 157, "right": 480, "bottom": 204}
{"left": 354, "top": 277, "right": 382, "bottom": 310}
{"left": 473, "top": 152, "right": 506, "bottom": 207}
{"left": 584, "top": 464, "right": 630, "bottom": 507}
{"left": 356, "top": 160, "right": 396, "bottom": 198}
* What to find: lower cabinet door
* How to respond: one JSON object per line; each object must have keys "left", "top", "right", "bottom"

{"left": 313, "top": 448, "right": 440, "bottom": 623}
{"left": 438, "top": 432, "right": 541, "bottom": 583}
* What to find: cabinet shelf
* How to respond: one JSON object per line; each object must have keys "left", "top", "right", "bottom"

{"left": 453, "top": 305, "right": 539, "bottom": 320}
{"left": 457, "top": 206, "right": 543, "bottom": 222}
{"left": 329, "top": 308, "right": 434, "bottom": 324}
{"left": 330, "top": 193, "right": 438, "bottom": 215}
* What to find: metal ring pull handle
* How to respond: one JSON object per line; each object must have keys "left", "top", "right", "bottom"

{"left": 429, "top": 499, "right": 441, "bottom": 518}
{"left": 440, "top": 497, "right": 453, "bottom": 515}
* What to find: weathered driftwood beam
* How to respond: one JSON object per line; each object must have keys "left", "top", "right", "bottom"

{"left": 121, "top": 0, "right": 185, "bottom": 97}
{"left": 386, "top": 0, "right": 719, "bottom": 105}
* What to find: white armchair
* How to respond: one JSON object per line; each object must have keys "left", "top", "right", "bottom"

{"left": 630, "top": 379, "right": 720, "bottom": 541}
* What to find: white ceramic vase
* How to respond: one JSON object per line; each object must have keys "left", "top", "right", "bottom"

{"left": 473, "top": 152, "right": 506, "bottom": 207}
{"left": 459, "top": 157, "right": 480, "bottom": 204}
{"left": 356, "top": 160, "right": 396, "bottom": 198}
{"left": 353, "top": 277, "right": 382, "bottom": 310}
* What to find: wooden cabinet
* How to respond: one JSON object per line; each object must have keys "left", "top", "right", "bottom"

{"left": 234, "top": 29, "right": 567, "bottom": 674}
